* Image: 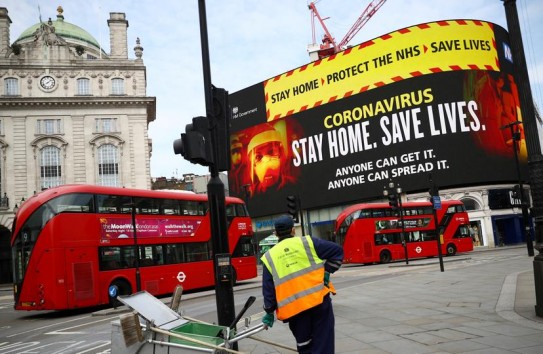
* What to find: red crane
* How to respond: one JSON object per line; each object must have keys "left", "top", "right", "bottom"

{"left": 308, "top": 0, "right": 387, "bottom": 60}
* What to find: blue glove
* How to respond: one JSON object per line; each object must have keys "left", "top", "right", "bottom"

{"left": 262, "top": 313, "right": 274, "bottom": 329}
{"left": 324, "top": 271, "right": 330, "bottom": 287}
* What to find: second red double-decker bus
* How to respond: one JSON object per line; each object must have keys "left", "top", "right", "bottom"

{"left": 11, "top": 184, "right": 257, "bottom": 311}
{"left": 334, "top": 200, "right": 473, "bottom": 264}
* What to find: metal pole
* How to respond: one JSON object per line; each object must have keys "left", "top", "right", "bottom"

{"left": 429, "top": 174, "right": 444, "bottom": 272}
{"left": 398, "top": 196, "right": 409, "bottom": 265}
{"left": 131, "top": 202, "right": 141, "bottom": 291}
{"left": 197, "top": 0, "right": 235, "bottom": 327}
{"left": 502, "top": 0, "right": 543, "bottom": 317}
{"left": 298, "top": 194, "right": 306, "bottom": 235}
{"left": 503, "top": 122, "right": 535, "bottom": 256}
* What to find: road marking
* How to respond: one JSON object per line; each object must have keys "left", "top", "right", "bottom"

{"left": 7, "top": 315, "right": 91, "bottom": 338}
{"left": 44, "top": 317, "right": 113, "bottom": 335}
{"left": 75, "top": 341, "right": 110, "bottom": 354}
{"left": 0, "top": 341, "right": 39, "bottom": 354}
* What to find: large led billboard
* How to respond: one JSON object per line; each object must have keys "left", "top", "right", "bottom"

{"left": 228, "top": 20, "right": 527, "bottom": 217}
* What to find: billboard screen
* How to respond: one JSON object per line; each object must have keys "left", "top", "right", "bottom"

{"left": 228, "top": 20, "right": 528, "bottom": 217}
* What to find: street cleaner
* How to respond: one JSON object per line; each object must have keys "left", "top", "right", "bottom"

{"left": 261, "top": 215, "right": 344, "bottom": 353}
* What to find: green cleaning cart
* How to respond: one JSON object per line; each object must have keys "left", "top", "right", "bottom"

{"left": 111, "top": 290, "right": 264, "bottom": 353}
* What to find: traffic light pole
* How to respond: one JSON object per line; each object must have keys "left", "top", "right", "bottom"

{"left": 383, "top": 180, "right": 408, "bottom": 265}
{"left": 502, "top": 121, "right": 534, "bottom": 256}
{"left": 197, "top": 0, "right": 235, "bottom": 327}
{"left": 397, "top": 196, "right": 409, "bottom": 265}
{"left": 429, "top": 174, "right": 444, "bottom": 272}
{"left": 502, "top": 0, "right": 543, "bottom": 317}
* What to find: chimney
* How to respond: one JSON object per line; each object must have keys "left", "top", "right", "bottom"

{"left": 0, "top": 8, "right": 12, "bottom": 53}
{"left": 108, "top": 12, "right": 128, "bottom": 59}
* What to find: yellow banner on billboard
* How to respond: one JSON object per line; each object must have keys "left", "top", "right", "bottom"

{"left": 264, "top": 20, "right": 499, "bottom": 121}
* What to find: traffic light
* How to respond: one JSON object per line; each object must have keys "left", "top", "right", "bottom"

{"left": 388, "top": 193, "right": 399, "bottom": 210}
{"left": 173, "top": 86, "right": 231, "bottom": 170}
{"left": 173, "top": 116, "right": 212, "bottom": 166}
{"left": 211, "top": 86, "right": 231, "bottom": 172}
{"left": 286, "top": 195, "right": 299, "bottom": 223}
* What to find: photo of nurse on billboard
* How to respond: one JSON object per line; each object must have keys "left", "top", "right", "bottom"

{"left": 228, "top": 118, "right": 302, "bottom": 199}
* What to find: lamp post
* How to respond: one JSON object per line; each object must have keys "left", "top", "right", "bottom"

{"left": 502, "top": 0, "right": 543, "bottom": 317}
{"left": 502, "top": 121, "right": 534, "bottom": 256}
{"left": 383, "top": 180, "right": 409, "bottom": 265}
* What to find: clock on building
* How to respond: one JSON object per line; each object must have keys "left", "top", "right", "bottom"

{"left": 39, "top": 75, "right": 56, "bottom": 90}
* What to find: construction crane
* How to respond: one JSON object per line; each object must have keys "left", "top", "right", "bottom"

{"left": 308, "top": 0, "right": 387, "bottom": 61}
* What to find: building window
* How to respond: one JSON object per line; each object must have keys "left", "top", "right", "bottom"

{"left": 40, "top": 146, "right": 62, "bottom": 189}
{"left": 459, "top": 197, "right": 482, "bottom": 211}
{"left": 95, "top": 118, "right": 118, "bottom": 133}
{"left": 111, "top": 78, "right": 124, "bottom": 95}
{"left": 36, "top": 119, "right": 62, "bottom": 135}
{"left": 4, "top": 78, "right": 18, "bottom": 96}
{"left": 77, "top": 78, "right": 91, "bottom": 95}
{"left": 98, "top": 144, "right": 119, "bottom": 186}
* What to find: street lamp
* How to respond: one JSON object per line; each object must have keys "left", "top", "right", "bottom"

{"left": 383, "top": 180, "right": 408, "bottom": 264}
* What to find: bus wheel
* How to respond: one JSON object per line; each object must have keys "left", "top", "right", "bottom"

{"left": 446, "top": 244, "right": 457, "bottom": 256}
{"left": 379, "top": 250, "right": 392, "bottom": 264}
{"left": 109, "top": 279, "right": 132, "bottom": 308}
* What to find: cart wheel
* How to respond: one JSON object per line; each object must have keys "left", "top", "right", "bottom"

{"left": 109, "top": 279, "right": 132, "bottom": 308}
{"left": 446, "top": 243, "right": 457, "bottom": 256}
{"left": 379, "top": 250, "right": 391, "bottom": 264}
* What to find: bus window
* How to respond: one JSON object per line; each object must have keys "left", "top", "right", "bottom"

{"left": 185, "top": 242, "right": 210, "bottom": 262}
{"left": 236, "top": 203, "right": 248, "bottom": 217}
{"left": 374, "top": 234, "right": 391, "bottom": 245}
{"left": 455, "top": 225, "right": 471, "bottom": 238}
{"left": 162, "top": 199, "right": 181, "bottom": 215}
{"left": 180, "top": 200, "right": 207, "bottom": 216}
{"left": 135, "top": 197, "right": 160, "bottom": 215}
{"left": 121, "top": 246, "right": 136, "bottom": 267}
{"left": 99, "top": 247, "right": 122, "bottom": 270}
{"left": 96, "top": 194, "right": 132, "bottom": 214}
{"left": 226, "top": 204, "right": 236, "bottom": 218}
{"left": 165, "top": 244, "right": 185, "bottom": 264}
{"left": 48, "top": 193, "right": 94, "bottom": 213}
{"left": 232, "top": 236, "right": 255, "bottom": 257}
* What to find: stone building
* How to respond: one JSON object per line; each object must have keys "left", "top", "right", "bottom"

{"left": 0, "top": 6, "right": 156, "bottom": 283}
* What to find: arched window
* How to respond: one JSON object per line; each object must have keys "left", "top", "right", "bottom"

{"left": 4, "top": 78, "right": 18, "bottom": 96}
{"left": 460, "top": 197, "right": 481, "bottom": 211}
{"left": 111, "top": 78, "right": 124, "bottom": 95}
{"left": 98, "top": 144, "right": 119, "bottom": 186}
{"left": 40, "top": 146, "right": 62, "bottom": 189}
{"left": 77, "top": 78, "right": 91, "bottom": 95}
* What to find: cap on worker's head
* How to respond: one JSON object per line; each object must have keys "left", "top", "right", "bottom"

{"left": 275, "top": 215, "right": 294, "bottom": 237}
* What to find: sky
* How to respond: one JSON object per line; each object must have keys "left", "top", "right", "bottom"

{"left": 3, "top": 0, "right": 543, "bottom": 179}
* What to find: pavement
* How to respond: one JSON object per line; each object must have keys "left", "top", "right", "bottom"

{"left": 3, "top": 245, "right": 543, "bottom": 353}
{"left": 235, "top": 245, "right": 543, "bottom": 353}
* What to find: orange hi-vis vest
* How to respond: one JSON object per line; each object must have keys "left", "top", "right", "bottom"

{"left": 261, "top": 236, "right": 335, "bottom": 321}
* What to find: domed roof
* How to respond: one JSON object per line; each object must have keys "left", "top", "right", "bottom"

{"left": 14, "top": 7, "right": 101, "bottom": 49}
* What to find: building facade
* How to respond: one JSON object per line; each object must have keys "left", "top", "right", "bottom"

{"left": 0, "top": 6, "right": 156, "bottom": 283}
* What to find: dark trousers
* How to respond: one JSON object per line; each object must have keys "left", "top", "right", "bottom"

{"left": 287, "top": 294, "right": 335, "bottom": 353}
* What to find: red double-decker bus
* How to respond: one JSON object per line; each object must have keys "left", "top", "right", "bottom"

{"left": 11, "top": 185, "right": 257, "bottom": 311}
{"left": 334, "top": 200, "right": 473, "bottom": 264}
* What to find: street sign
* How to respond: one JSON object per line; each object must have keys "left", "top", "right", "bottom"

{"left": 432, "top": 196, "right": 442, "bottom": 210}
